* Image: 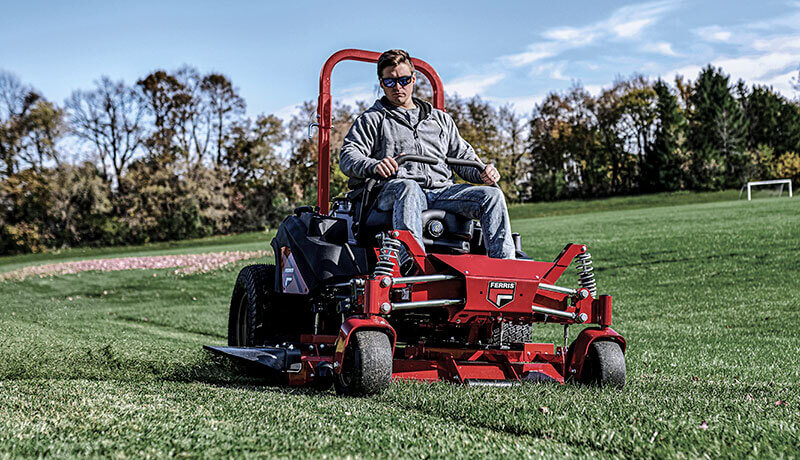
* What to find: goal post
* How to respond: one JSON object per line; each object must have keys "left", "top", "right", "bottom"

{"left": 744, "top": 179, "right": 793, "bottom": 200}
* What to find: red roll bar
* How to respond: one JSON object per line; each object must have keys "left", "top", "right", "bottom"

{"left": 316, "top": 49, "right": 445, "bottom": 214}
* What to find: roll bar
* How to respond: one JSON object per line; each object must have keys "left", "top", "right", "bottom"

{"left": 315, "top": 49, "right": 445, "bottom": 214}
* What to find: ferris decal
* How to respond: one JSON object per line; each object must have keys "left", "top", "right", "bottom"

{"left": 487, "top": 281, "right": 516, "bottom": 308}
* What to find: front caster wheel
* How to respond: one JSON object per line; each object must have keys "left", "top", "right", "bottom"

{"left": 334, "top": 330, "right": 392, "bottom": 396}
{"left": 580, "top": 340, "right": 626, "bottom": 388}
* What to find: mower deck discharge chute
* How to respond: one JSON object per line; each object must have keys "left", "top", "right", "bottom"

{"left": 204, "top": 49, "right": 626, "bottom": 395}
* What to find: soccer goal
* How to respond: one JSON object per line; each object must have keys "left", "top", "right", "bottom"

{"left": 741, "top": 179, "right": 793, "bottom": 200}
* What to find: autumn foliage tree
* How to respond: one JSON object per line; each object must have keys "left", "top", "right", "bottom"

{"left": 1, "top": 63, "right": 799, "bottom": 255}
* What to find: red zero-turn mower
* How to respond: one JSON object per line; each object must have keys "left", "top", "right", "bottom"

{"left": 205, "top": 49, "right": 627, "bottom": 395}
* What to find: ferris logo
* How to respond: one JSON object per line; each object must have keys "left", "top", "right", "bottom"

{"left": 487, "top": 281, "right": 516, "bottom": 308}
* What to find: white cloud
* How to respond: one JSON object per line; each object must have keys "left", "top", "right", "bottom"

{"left": 663, "top": 50, "right": 800, "bottom": 100}
{"left": 542, "top": 27, "right": 598, "bottom": 45}
{"left": 501, "top": 0, "right": 678, "bottom": 67}
{"left": 530, "top": 61, "right": 570, "bottom": 81}
{"left": 335, "top": 85, "right": 377, "bottom": 108}
{"left": 758, "top": 70, "right": 797, "bottom": 94}
{"left": 583, "top": 84, "right": 605, "bottom": 96}
{"left": 272, "top": 85, "right": 375, "bottom": 123}
{"left": 642, "top": 41, "right": 681, "bottom": 57}
{"left": 500, "top": 44, "right": 559, "bottom": 67}
{"left": 446, "top": 73, "right": 506, "bottom": 97}
{"left": 273, "top": 102, "right": 303, "bottom": 122}
{"left": 613, "top": 18, "right": 655, "bottom": 38}
{"left": 746, "top": 8, "right": 800, "bottom": 31}
{"left": 485, "top": 93, "right": 547, "bottom": 115}
{"left": 606, "top": 1, "right": 676, "bottom": 39}
{"left": 694, "top": 25, "right": 733, "bottom": 42}
{"left": 714, "top": 52, "right": 800, "bottom": 82}
{"left": 752, "top": 34, "right": 800, "bottom": 52}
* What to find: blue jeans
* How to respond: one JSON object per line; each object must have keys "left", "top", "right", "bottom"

{"left": 375, "top": 179, "right": 516, "bottom": 259}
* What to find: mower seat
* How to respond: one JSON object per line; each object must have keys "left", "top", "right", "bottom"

{"left": 363, "top": 207, "right": 477, "bottom": 254}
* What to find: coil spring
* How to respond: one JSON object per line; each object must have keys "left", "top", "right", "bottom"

{"left": 373, "top": 233, "right": 402, "bottom": 277}
{"left": 576, "top": 251, "right": 597, "bottom": 298}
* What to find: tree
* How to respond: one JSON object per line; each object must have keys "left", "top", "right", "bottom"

{"left": 136, "top": 70, "right": 184, "bottom": 159}
{"left": 687, "top": 66, "right": 747, "bottom": 189}
{"left": 616, "top": 76, "right": 657, "bottom": 191}
{"left": 66, "top": 76, "right": 145, "bottom": 190}
{"left": 595, "top": 84, "right": 628, "bottom": 194}
{"left": 225, "top": 114, "right": 291, "bottom": 230}
{"left": 0, "top": 71, "right": 42, "bottom": 176}
{"left": 137, "top": 68, "right": 247, "bottom": 171}
{"left": 288, "top": 100, "right": 355, "bottom": 204}
{"left": 17, "top": 99, "right": 66, "bottom": 171}
{"left": 526, "top": 91, "right": 577, "bottom": 199}
{"left": 496, "top": 105, "right": 528, "bottom": 201}
{"left": 742, "top": 85, "right": 800, "bottom": 158}
{"left": 646, "top": 79, "right": 686, "bottom": 191}
{"left": 201, "top": 73, "right": 246, "bottom": 167}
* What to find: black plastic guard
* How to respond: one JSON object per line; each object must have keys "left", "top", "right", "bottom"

{"left": 204, "top": 345, "right": 302, "bottom": 373}
{"left": 271, "top": 212, "right": 369, "bottom": 293}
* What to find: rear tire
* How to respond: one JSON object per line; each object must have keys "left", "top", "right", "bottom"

{"left": 579, "top": 340, "right": 626, "bottom": 388}
{"left": 334, "top": 330, "right": 393, "bottom": 396}
{"left": 228, "top": 264, "right": 307, "bottom": 346}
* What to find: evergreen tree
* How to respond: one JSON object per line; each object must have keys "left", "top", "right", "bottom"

{"left": 744, "top": 85, "right": 800, "bottom": 156}
{"left": 646, "top": 79, "right": 686, "bottom": 191}
{"left": 687, "top": 66, "right": 748, "bottom": 189}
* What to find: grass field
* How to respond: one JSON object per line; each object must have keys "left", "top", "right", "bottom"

{"left": 1, "top": 194, "right": 798, "bottom": 458}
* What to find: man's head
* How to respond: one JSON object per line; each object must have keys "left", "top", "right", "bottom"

{"left": 377, "top": 49, "right": 416, "bottom": 109}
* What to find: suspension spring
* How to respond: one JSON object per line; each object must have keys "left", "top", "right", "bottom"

{"left": 373, "top": 233, "right": 402, "bottom": 277}
{"left": 576, "top": 251, "right": 597, "bottom": 298}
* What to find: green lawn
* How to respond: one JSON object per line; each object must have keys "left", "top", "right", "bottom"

{"left": 1, "top": 195, "right": 798, "bottom": 458}
{"left": 507, "top": 189, "right": 742, "bottom": 220}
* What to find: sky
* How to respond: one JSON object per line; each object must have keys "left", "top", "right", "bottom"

{"left": 2, "top": 0, "right": 800, "bottom": 122}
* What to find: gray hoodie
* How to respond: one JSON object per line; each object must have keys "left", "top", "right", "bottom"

{"left": 339, "top": 97, "right": 484, "bottom": 189}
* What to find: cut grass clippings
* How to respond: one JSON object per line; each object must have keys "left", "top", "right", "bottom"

{"left": 1, "top": 195, "right": 798, "bottom": 458}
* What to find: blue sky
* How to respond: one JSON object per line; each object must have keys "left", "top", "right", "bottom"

{"left": 2, "top": 0, "right": 800, "bottom": 121}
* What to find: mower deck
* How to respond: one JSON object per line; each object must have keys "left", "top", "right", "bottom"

{"left": 206, "top": 339, "right": 565, "bottom": 385}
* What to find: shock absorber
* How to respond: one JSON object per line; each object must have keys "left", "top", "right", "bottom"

{"left": 373, "top": 232, "right": 402, "bottom": 277}
{"left": 576, "top": 251, "right": 597, "bottom": 298}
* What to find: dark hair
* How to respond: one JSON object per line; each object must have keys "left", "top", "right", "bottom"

{"left": 377, "top": 49, "right": 415, "bottom": 78}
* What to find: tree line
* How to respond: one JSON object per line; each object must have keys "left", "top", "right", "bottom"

{"left": 1, "top": 65, "right": 799, "bottom": 254}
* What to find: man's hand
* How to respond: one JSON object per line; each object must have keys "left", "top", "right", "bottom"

{"left": 480, "top": 164, "right": 500, "bottom": 185}
{"left": 373, "top": 157, "right": 399, "bottom": 178}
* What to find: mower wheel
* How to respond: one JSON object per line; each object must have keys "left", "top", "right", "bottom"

{"left": 334, "top": 330, "right": 392, "bottom": 396}
{"left": 580, "top": 340, "right": 626, "bottom": 388}
{"left": 228, "top": 264, "right": 307, "bottom": 347}
{"left": 490, "top": 323, "right": 533, "bottom": 346}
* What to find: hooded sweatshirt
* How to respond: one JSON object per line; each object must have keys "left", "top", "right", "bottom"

{"left": 339, "top": 97, "right": 484, "bottom": 189}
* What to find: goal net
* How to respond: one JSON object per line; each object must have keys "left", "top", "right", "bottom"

{"left": 741, "top": 179, "right": 794, "bottom": 200}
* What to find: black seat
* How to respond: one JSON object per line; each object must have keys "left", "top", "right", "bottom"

{"left": 363, "top": 207, "right": 478, "bottom": 254}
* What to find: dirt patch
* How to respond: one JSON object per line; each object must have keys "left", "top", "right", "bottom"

{"left": 0, "top": 250, "right": 271, "bottom": 281}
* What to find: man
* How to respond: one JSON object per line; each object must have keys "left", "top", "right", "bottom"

{"left": 339, "top": 49, "right": 515, "bottom": 259}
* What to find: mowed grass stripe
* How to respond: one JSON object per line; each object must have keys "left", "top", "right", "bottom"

{"left": 1, "top": 196, "right": 798, "bottom": 458}
{"left": 1, "top": 380, "right": 579, "bottom": 458}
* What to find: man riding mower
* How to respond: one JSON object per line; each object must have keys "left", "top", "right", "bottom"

{"left": 205, "top": 49, "right": 626, "bottom": 396}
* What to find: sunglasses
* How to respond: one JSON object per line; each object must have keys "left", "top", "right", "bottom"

{"left": 380, "top": 75, "right": 413, "bottom": 88}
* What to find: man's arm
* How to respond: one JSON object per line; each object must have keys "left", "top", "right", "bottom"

{"left": 442, "top": 113, "right": 485, "bottom": 184}
{"left": 339, "top": 113, "right": 382, "bottom": 179}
